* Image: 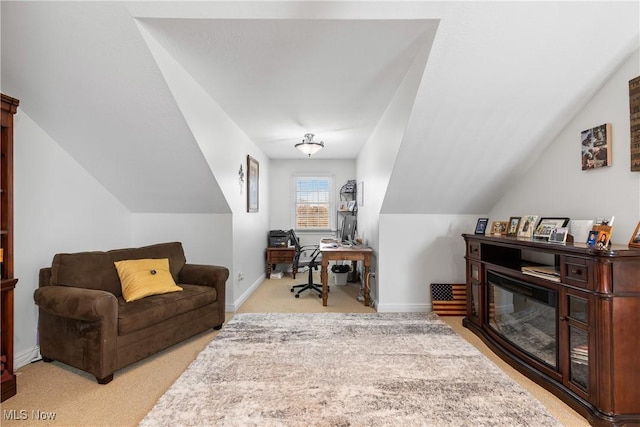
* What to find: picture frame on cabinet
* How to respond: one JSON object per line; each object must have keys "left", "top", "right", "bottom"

{"left": 517, "top": 215, "right": 539, "bottom": 239}
{"left": 533, "top": 217, "right": 570, "bottom": 240}
{"left": 629, "top": 222, "right": 640, "bottom": 248}
{"left": 587, "top": 230, "right": 599, "bottom": 247}
{"left": 507, "top": 217, "right": 521, "bottom": 237}
{"left": 549, "top": 227, "right": 569, "bottom": 244}
{"left": 474, "top": 218, "right": 489, "bottom": 235}
{"left": 491, "top": 221, "right": 508, "bottom": 236}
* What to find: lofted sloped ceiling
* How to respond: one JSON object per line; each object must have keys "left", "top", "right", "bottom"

{"left": 1, "top": 1, "right": 639, "bottom": 215}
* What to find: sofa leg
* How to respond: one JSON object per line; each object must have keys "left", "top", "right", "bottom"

{"left": 213, "top": 324, "right": 223, "bottom": 330}
{"left": 96, "top": 374, "right": 113, "bottom": 385}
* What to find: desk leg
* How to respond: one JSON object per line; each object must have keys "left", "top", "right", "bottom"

{"left": 363, "top": 257, "right": 371, "bottom": 307}
{"left": 321, "top": 258, "right": 329, "bottom": 306}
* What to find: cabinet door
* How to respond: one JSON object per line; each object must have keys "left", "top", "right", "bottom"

{"left": 561, "top": 288, "right": 593, "bottom": 399}
{"left": 467, "top": 261, "right": 482, "bottom": 325}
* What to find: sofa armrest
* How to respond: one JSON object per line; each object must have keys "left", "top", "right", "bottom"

{"left": 34, "top": 286, "right": 118, "bottom": 322}
{"left": 179, "top": 264, "right": 228, "bottom": 322}
{"left": 179, "top": 264, "right": 229, "bottom": 288}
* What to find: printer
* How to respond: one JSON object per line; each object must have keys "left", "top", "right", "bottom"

{"left": 269, "top": 230, "right": 290, "bottom": 247}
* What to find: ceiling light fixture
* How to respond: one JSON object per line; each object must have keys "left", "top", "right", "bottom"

{"left": 295, "top": 133, "right": 324, "bottom": 157}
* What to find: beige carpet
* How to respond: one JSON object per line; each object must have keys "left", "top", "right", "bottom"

{"left": 0, "top": 274, "right": 588, "bottom": 426}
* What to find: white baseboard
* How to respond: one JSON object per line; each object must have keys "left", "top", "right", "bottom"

{"left": 376, "top": 303, "right": 432, "bottom": 313}
{"left": 229, "top": 273, "right": 265, "bottom": 312}
{"left": 14, "top": 345, "right": 41, "bottom": 370}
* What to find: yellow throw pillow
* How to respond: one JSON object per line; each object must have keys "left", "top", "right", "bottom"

{"left": 115, "top": 258, "right": 182, "bottom": 302}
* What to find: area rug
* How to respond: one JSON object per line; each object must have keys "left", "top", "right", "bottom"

{"left": 140, "top": 313, "right": 560, "bottom": 426}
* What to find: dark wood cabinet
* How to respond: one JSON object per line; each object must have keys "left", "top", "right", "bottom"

{"left": 463, "top": 233, "right": 640, "bottom": 426}
{"left": 266, "top": 247, "right": 296, "bottom": 279}
{"left": 1, "top": 93, "right": 19, "bottom": 402}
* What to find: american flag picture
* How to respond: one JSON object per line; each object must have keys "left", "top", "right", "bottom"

{"left": 431, "top": 283, "right": 467, "bottom": 316}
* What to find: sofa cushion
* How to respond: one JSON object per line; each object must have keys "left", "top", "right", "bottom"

{"left": 115, "top": 258, "right": 183, "bottom": 302}
{"left": 108, "top": 242, "right": 186, "bottom": 283}
{"left": 117, "top": 284, "right": 217, "bottom": 335}
{"left": 51, "top": 251, "right": 122, "bottom": 296}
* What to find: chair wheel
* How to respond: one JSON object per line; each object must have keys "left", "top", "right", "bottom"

{"left": 295, "top": 294, "right": 300, "bottom": 298}
{"left": 318, "top": 293, "right": 322, "bottom": 298}
{"left": 290, "top": 288, "right": 294, "bottom": 292}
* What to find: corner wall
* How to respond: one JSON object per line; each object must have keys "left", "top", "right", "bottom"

{"left": 13, "top": 111, "right": 132, "bottom": 368}
{"left": 489, "top": 49, "right": 640, "bottom": 242}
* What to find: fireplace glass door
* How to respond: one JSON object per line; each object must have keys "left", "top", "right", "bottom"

{"left": 487, "top": 271, "right": 558, "bottom": 368}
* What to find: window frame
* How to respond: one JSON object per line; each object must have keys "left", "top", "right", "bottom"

{"left": 291, "top": 173, "right": 335, "bottom": 232}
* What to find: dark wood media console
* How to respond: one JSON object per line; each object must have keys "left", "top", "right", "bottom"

{"left": 463, "top": 233, "right": 640, "bottom": 426}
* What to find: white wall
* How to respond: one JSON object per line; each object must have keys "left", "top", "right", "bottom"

{"left": 489, "top": 49, "right": 640, "bottom": 242}
{"left": 377, "top": 214, "right": 478, "bottom": 312}
{"left": 138, "top": 22, "right": 270, "bottom": 310}
{"left": 355, "top": 38, "right": 432, "bottom": 305}
{"left": 131, "top": 213, "right": 233, "bottom": 306}
{"left": 13, "top": 111, "right": 132, "bottom": 368}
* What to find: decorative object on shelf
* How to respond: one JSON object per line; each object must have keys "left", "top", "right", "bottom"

{"left": 347, "top": 201, "right": 356, "bottom": 212}
{"left": 569, "top": 219, "right": 594, "bottom": 243}
{"left": 246, "top": 155, "right": 259, "bottom": 212}
{"left": 517, "top": 215, "right": 538, "bottom": 239}
{"left": 581, "top": 123, "right": 612, "bottom": 170}
{"left": 338, "top": 201, "right": 350, "bottom": 211}
{"left": 474, "top": 218, "right": 489, "bottom": 235}
{"left": 533, "top": 217, "right": 570, "bottom": 240}
{"left": 295, "top": 133, "right": 324, "bottom": 157}
{"left": 490, "top": 221, "right": 508, "bottom": 236}
{"left": 357, "top": 181, "right": 364, "bottom": 207}
{"left": 629, "top": 221, "right": 640, "bottom": 248}
{"left": 594, "top": 225, "right": 612, "bottom": 249}
{"left": 629, "top": 76, "right": 640, "bottom": 172}
{"left": 238, "top": 164, "right": 244, "bottom": 194}
{"left": 507, "top": 217, "right": 521, "bottom": 237}
{"left": 549, "top": 227, "right": 569, "bottom": 244}
{"left": 593, "top": 215, "right": 615, "bottom": 226}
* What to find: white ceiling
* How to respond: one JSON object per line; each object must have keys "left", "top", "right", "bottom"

{"left": 1, "top": 1, "right": 638, "bottom": 214}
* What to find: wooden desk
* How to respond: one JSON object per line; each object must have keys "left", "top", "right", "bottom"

{"left": 320, "top": 246, "right": 373, "bottom": 307}
{"left": 265, "top": 247, "right": 297, "bottom": 279}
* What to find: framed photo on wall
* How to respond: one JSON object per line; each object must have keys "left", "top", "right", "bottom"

{"left": 247, "top": 155, "right": 259, "bottom": 212}
{"left": 581, "top": 123, "right": 611, "bottom": 170}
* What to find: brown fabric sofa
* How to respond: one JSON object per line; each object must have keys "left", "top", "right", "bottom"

{"left": 34, "top": 242, "right": 228, "bottom": 384}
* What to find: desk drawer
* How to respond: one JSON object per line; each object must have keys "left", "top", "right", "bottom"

{"left": 562, "top": 256, "right": 592, "bottom": 289}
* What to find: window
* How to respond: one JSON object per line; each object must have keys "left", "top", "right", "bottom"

{"left": 294, "top": 175, "right": 333, "bottom": 230}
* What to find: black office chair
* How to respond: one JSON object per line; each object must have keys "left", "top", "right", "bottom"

{"left": 289, "top": 230, "right": 328, "bottom": 298}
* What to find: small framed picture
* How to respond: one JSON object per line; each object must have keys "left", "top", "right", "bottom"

{"left": 595, "top": 227, "right": 612, "bottom": 249}
{"left": 549, "top": 227, "right": 568, "bottom": 244}
{"left": 347, "top": 201, "right": 356, "bottom": 211}
{"left": 474, "top": 218, "right": 489, "bottom": 235}
{"left": 534, "top": 217, "right": 570, "bottom": 240}
{"left": 517, "top": 215, "right": 539, "bottom": 239}
{"left": 491, "top": 221, "right": 508, "bottom": 236}
{"left": 339, "top": 201, "right": 350, "bottom": 211}
{"left": 587, "top": 230, "right": 599, "bottom": 247}
{"left": 629, "top": 222, "right": 640, "bottom": 248}
{"left": 507, "top": 217, "right": 521, "bottom": 237}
